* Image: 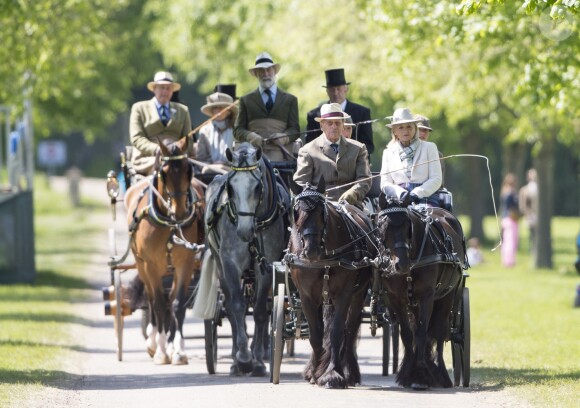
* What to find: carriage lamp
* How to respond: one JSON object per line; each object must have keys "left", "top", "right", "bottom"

{"left": 107, "top": 170, "right": 120, "bottom": 220}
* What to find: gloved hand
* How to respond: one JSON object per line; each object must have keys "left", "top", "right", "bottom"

{"left": 268, "top": 133, "right": 289, "bottom": 145}
{"left": 247, "top": 132, "right": 264, "bottom": 147}
{"left": 339, "top": 189, "right": 359, "bottom": 206}
{"left": 409, "top": 193, "right": 420, "bottom": 204}
{"left": 400, "top": 191, "right": 411, "bottom": 206}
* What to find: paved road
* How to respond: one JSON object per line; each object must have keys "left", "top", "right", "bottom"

{"left": 37, "top": 177, "right": 527, "bottom": 408}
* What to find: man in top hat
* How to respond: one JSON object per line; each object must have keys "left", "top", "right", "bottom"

{"left": 130, "top": 71, "right": 192, "bottom": 175}
{"left": 234, "top": 51, "right": 300, "bottom": 163}
{"left": 294, "top": 103, "right": 371, "bottom": 208}
{"left": 305, "top": 68, "right": 374, "bottom": 160}
{"left": 194, "top": 90, "right": 238, "bottom": 174}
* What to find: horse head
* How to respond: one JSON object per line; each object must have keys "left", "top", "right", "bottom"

{"left": 155, "top": 138, "right": 193, "bottom": 220}
{"left": 292, "top": 178, "right": 327, "bottom": 261}
{"left": 224, "top": 143, "right": 264, "bottom": 241}
{"left": 378, "top": 198, "right": 413, "bottom": 274}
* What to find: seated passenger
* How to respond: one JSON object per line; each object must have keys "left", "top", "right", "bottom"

{"left": 129, "top": 71, "right": 193, "bottom": 176}
{"left": 380, "top": 108, "right": 442, "bottom": 207}
{"left": 194, "top": 88, "right": 238, "bottom": 175}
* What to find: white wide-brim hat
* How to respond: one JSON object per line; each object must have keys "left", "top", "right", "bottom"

{"left": 200, "top": 92, "right": 238, "bottom": 117}
{"left": 344, "top": 117, "right": 355, "bottom": 127}
{"left": 315, "top": 103, "right": 351, "bottom": 122}
{"left": 147, "top": 71, "right": 181, "bottom": 92}
{"left": 248, "top": 52, "right": 281, "bottom": 76}
{"left": 386, "top": 108, "right": 420, "bottom": 128}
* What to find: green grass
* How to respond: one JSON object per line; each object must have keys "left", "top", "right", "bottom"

{"left": 0, "top": 175, "right": 107, "bottom": 407}
{"left": 458, "top": 216, "right": 580, "bottom": 407}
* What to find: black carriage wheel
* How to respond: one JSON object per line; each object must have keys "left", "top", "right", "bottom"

{"left": 392, "top": 323, "right": 400, "bottom": 374}
{"left": 382, "top": 323, "right": 391, "bottom": 376}
{"left": 204, "top": 319, "right": 218, "bottom": 374}
{"left": 272, "top": 283, "right": 285, "bottom": 384}
{"left": 114, "top": 268, "right": 123, "bottom": 362}
{"left": 462, "top": 287, "right": 471, "bottom": 387}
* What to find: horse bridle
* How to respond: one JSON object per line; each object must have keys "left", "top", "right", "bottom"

{"left": 226, "top": 162, "right": 264, "bottom": 221}
{"left": 294, "top": 189, "right": 328, "bottom": 251}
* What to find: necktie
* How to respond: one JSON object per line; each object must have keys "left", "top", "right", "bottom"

{"left": 264, "top": 89, "right": 274, "bottom": 113}
{"left": 160, "top": 105, "right": 169, "bottom": 126}
{"left": 330, "top": 143, "right": 339, "bottom": 154}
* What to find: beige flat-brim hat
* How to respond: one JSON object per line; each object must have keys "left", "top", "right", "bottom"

{"left": 386, "top": 108, "right": 420, "bottom": 128}
{"left": 201, "top": 92, "right": 238, "bottom": 117}
{"left": 315, "top": 103, "right": 351, "bottom": 122}
{"left": 248, "top": 52, "right": 281, "bottom": 76}
{"left": 147, "top": 71, "right": 181, "bottom": 92}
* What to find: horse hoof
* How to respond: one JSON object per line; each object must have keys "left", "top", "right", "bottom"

{"left": 237, "top": 359, "right": 253, "bottom": 374}
{"left": 172, "top": 352, "right": 188, "bottom": 365}
{"left": 411, "top": 383, "right": 429, "bottom": 391}
{"left": 229, "top": 364, "right": 241, "bottom": 376}
{"left": 146, "top": 347, "right": 155, "bottom": 358}
{"left": 153, "top": 353, "right": 171, "bottom": 365}
{"left": 251, "top": 364, "right": 267, "bottom": 377}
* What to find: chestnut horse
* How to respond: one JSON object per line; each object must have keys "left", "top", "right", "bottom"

{"left": 124, "top": 138, "right": 205, "bottom": 364}
{"left": 377, "top": 200, "right": 468, "bottom": 389}
{"left": 285, "top": 181, "right": 379, "bottom": 388}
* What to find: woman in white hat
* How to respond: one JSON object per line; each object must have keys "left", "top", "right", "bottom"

{"left": 194, "top": 91, "right": 238, "bottom": 174}
{"left": 380, "top": 108, "right": 442, "bottom": 206}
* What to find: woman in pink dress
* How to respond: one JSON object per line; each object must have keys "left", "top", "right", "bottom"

{"left": 500, "top": 173, "right": 519, "bottom": 267}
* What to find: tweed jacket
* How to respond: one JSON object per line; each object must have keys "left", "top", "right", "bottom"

{"left": 129, "top": 98, "right": 192, "bottom": 175}
{"left": 234, "top": 87, "right": 300, "bottom": 162}
{"left": 305, "top": 99, "right": 374, "bottom": 155}
{"left": 380, "top": 140, "right": 442, "bottom": 200}
{"left": 294, "top": 134, "right": 371, "bottom": 203}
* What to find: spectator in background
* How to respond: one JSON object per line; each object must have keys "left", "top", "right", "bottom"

{"left": 519, "top": 168, "right": 539, "bottom": 255}
{"left": 500, "top": 173, "right": 519, "bottom": 267}
{"left": 342, "top": 116, "right": 355, "bottom": 139}
{"left": 466, "top": 237, "right": 484, "bottom": 266}
{"left": 415, "top": 114, "right": 445, "bottom": 184}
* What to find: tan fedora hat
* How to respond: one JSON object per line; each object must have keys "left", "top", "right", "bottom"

{"left": 386, "top": 108, "right": 420, "bottom": 128}
{"left": 147, "top": 71, "right": 181, "bottom": 92}
{"left": 314, "top": 103, "right": 351, "bottom": 122}
{"left": 248, "top": 52, "right": 281, "bottom": 76}
{"left": 415, "top": 114, "right": 432, "bottom": 131}
{"left": 200, "top": 92, "right": 237, "bottom": 117}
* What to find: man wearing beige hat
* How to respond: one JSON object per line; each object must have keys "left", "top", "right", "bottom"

{"left": 234, "top": 51, "right": 300, "bottom": 163}
{"left": 294, "top": 103, "right": 371, "bottom": 208}
{"left": 193, "top": 90, "right": 238, "bottom": 174}
{"left": 129, "top": 71, "right": 192, "bottom": 175}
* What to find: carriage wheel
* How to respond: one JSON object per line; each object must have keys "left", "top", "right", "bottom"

{"left": 108, "top": 228, "right": 117, "bottom": 261}
{"left": 461, "top": 287, "right": 471, "bottom": 387}
{"left": 271, "top": 283, "right": 285, "bottom": 384}
{"left": 204, "top": 319, "right": 218, "bottom": 374}
{"left": 113, "top": 268, "right": 123, "bottom": 361}
{"left": 382, "top": 323, "right": 391, "bottom": 376}
{"left": 392, "top": 323, "right": 400, "bottom": 374}
{"left": 452, "top": 342, "right": 462, "bottom": 386}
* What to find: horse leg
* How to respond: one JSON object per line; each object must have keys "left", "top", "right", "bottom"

{"left": 150, "top": 285, "right": 171, "bottom": 365}
{"left": 169, "top": 272, "right": 191, "bottom": 365}
{"left": 342, "top": 282, "right": 368, "bottom": 386}
{"left": 410, "top": 288, "right": 435, "bottom": 389}
{"left": 317, "top": 296, "right": 349, "bottom": 389}
{"left": 301, "top": 297, "right": 324, "bottom": 384}
{"left": 250, "top": 275, "right": 270, "bottom": 377}
{"left": 428, "top": 295, "right": 455, "bottom": 388}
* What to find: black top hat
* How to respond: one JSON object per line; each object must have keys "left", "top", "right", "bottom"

{"left": 323, "top": 68, "right": 351, "bottom": 88}
{"left": 214, "top": 84, "right": 237, "bottom": 100}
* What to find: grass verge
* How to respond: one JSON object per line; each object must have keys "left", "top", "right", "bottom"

{"left": 0, "top": 176, "right": 107, "bottom": 407}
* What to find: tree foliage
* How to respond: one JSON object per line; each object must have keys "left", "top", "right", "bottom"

{"left": 0, "top": 0, "right": 159, "bottom": 140}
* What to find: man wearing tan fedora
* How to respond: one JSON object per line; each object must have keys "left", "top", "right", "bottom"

{"left": 193, "top": 90, "right": 238, "bottom": 174}
{"left": 234, "top": 51, "right": 300, "bottom": 163}
{"left": 305, "top": 68, "right": 374, "bottom": 161}
{"left": 294, "top": 103, "right": 371, "bottom": 208}
{"left": 129, "top": 71, "right": 192, "bottom": 175}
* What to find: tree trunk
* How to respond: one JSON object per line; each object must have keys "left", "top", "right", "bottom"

{"left": 534, "top": 134, "right": 555, "bottom": 268}
{"left": 462, "top": 126, "right": 485, "bottom": 240}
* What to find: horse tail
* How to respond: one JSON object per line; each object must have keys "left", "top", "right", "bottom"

{"left": 124, "top": 274, "right": 148, "bottom": 310}
{"left": 191, "top": 249, "right": 218, "bottom": 319}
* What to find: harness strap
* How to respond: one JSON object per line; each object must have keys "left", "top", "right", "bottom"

{"left": 322, "top": 267, "right": 330, "bottom": 305}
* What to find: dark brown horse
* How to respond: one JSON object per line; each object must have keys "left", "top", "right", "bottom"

{"left": 377, "top": 199, "right": 468, "bottom": 389}
{"left": 124, "top": 138, "right": 205, "bottom": 364}
{"left": 286, "top": 180, "right": 378, "bottom": 388}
